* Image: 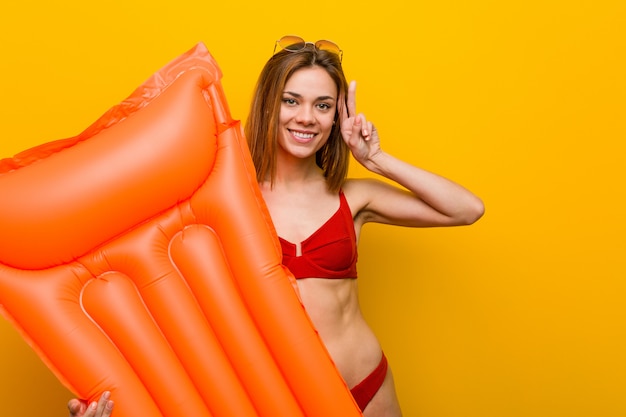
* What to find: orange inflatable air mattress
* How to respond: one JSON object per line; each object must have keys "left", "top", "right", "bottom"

{"left": 0, "top": 43, "right": 361, "bottom": 417}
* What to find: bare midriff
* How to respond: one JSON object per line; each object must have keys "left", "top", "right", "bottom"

{"left": 296, "top": 277, "right": 383, "bottom": 388}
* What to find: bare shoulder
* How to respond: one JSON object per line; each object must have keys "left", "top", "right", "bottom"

{"left": 341, "top": 178, "right": 374, "bottom": 211}
{"left": 342, "top": 178, "right": 405, "bottom": 224}
{"left": 343, "top": 177, "right": 449, "bottom": 228}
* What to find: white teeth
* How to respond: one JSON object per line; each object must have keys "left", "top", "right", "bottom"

{"left": 292, "top": 131, "right": 315, "bottom": 139}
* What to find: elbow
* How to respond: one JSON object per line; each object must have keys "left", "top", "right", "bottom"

{"left": 461, "top": 197, "right": 485, "bottom": 225}
{"left": 448, "top": 196, "right": 484, "bottom": 226}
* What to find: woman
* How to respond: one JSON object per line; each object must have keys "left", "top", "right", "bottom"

{"left": 70, "top": 36, "right": 484, "bottom": 417}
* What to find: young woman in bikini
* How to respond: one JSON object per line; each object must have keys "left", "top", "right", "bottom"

{"left": 69, "top": 36, "right": 484, "bottom": 417}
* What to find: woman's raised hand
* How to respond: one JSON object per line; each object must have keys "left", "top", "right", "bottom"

{"left": 340, "top": 81, "right": 382, "bottom": 169}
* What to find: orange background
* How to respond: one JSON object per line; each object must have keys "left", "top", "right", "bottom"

{"left": 1, "top": 1, "right": 625, "bottom": 416}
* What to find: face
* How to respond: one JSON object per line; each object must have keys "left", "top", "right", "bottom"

{"left": 277, "top": 66, "right": 338, "bottom": 160}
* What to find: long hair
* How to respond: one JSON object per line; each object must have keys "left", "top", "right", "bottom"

{"left": 245, "top": 46, "right": 350, "bottom": 193}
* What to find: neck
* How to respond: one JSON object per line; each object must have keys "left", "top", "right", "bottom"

{"left": 271, "top": 152, "right": 323, "bottom": 186}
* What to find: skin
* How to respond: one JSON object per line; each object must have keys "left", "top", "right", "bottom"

{"left": 259, "top": 67, "right": 484, "bottom": 417}
{"left": 67, "top": 66, "right": 483, "bottom": 417}
{"left": 67, "top": 392, "right": 113, "bottom": 417}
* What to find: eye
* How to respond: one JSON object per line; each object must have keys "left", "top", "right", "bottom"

{"left": 317, "top": 102, "right": 332, "bottom": 111}
{"left": 282, "top": 97, "right": 297, "bottom": 106}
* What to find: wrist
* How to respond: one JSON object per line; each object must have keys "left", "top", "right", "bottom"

{"left": 364, "top": 150, "right": 390, "bottom": 176}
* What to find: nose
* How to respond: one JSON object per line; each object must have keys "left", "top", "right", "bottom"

{"left": 295, "top": 105, "right": 315, "bottom": 125}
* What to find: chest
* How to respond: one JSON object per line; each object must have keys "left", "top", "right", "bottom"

{"left": 263, "top": 192, "right": 341, "bottom": 244}
{"left": 275, "top": 193, "right": 359, "bottom": 279}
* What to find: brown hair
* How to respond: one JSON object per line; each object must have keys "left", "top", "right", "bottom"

{"left": 245, "top": 46, "right": 350, "bottom": 193}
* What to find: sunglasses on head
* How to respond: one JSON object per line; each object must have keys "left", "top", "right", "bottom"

{"left": 273, "top": 35, "right": 343, "bottom": 62}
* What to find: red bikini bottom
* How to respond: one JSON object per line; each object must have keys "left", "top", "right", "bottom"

{"left": 350, "top": 352, "right": 388, "bottom": 412}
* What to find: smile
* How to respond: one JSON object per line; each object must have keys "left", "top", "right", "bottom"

{"left": 289, "top": 130, "right": 316, "bottom": 141}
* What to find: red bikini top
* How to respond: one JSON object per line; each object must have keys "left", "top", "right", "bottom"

{"left": 279, "top": 191, "right": 358, "bottom": 279}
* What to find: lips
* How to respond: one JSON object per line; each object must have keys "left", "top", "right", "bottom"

{"left": 289, "top": 129, "right": 317, "bottom": 143}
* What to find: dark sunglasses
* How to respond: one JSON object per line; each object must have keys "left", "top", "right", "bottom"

{"left": 273, "top": 35, "right": 343, "bottom": 62}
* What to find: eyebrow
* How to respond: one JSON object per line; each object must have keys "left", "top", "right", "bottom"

{"left": 283, "top": 91, "right": 336, "bottom": 101}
